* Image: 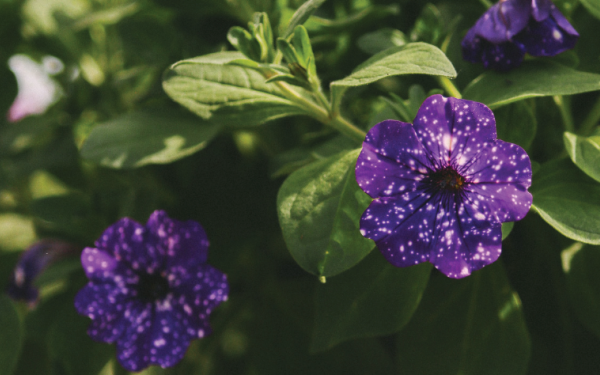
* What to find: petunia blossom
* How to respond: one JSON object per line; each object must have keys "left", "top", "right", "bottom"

{"left": 74, "top": 210, "right": 229, "bottom": 371}
{"left": 356, "top": 95, "right": 532, "bottom": 278}
{"left": 461, "top": 0, "right": 578, "bottom": 71}
{"left": 7, "top": 239, "right": 76, "bottom": 306}
{"left": 7, "top": 54, "right": 64, "bottom": 122}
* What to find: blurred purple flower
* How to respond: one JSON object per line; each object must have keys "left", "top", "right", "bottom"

{"left": 356, "top": 95, "right": 532, "bottom": 278}
{"left": 461, "top": 0, "right": 578, "bottom": 71}
{"left": 74, "top": 210, "right": 229, "bottom": 371}
{"left": 7, "top": 54, "right": 63, "bottom": 122}
{"left": 7, "top": 239, "right": 76, "bottom": 306}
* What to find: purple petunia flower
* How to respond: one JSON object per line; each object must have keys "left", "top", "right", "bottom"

{"left": 7, "top": 239, "right": 76, "bottom": 306}
{"left": 461, "top": 0, "right": 578, "bottom": 71}
{"left": 74, "top": 210, "right": 229, "bottom": 371}
{"left": 356, "top": 95, "right": 532, "bottom": 278}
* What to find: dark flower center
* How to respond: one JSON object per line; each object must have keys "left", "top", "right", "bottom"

{"left": 429, "top": 166, "right": 465, "bottom": 192}
{"left": 137, "top": 273, "right": 169, "bottom": 302}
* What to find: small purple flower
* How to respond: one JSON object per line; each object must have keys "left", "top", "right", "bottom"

{"left": 356, "top": 95, "right": 532, "bottom": 278}
{"left": 462, "top": 0, "right": 578, "bottom": 71}
{"left": 74, "top": 210, "right": 229, "bottom": 371}
{"left": 7, "top": 239, "right": 76, "bottom": 305}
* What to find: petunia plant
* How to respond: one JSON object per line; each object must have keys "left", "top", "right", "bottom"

{"left": 1, "top": 0, "right": 600, "bottom": 374}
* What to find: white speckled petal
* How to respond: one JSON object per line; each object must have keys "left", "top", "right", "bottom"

{"left": 362, "top": 191, "right": 502, "bottom": 278}
{"left": 169, "top": 264, "right": 229, "bottom": 336}
{"left": 462, "top": 139, "right": 532, "bottom": 222}
{"left": 146, "top": 210, "right": 209, "bottom": 270}
{"left": 94, "top": 217, "right": 163, "bottom": 272}
{"left": 412, "top": 95, "right": 497, "bottom": 167}
{"left": 356, "top": 120, "right": 433, "bottom": 199}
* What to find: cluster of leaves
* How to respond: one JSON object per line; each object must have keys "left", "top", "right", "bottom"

{"left": 1, "top": 0, "right": 600, "bottom": 374}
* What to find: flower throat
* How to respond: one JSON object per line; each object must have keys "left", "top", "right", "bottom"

{"left": 429, "top": 166, "right": 465, "bottom": 192}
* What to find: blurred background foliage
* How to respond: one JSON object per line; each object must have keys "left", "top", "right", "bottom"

{"left": 0, "top": 0, "right": 599, "bottom": 374}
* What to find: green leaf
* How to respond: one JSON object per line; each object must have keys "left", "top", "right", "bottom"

{"left": 311, "top": 252, "right": 431, "bottom": 352}
{"left": 277, "top": 149, "right": 375, "bottom": 277}
{"left": 563, "top": 131, "right": 600, "bottom": 183}
{"left": 494, "top": 101, "right": 537, "bottom": 150}
{"left": 356, "top": 28, "right": 406, "bottom": 55}
{"left": 80, "top": 109, "right": 220, "bottom": 169}
{"left": 396, "top": 262, "right": 531, "bottom": 375}
{"left": 227, "top": 26, "right": 261, "bottom": 61}
{"left": 502, "top": 222, "right": 514, "bottom": 240}
{"left": 330, "top": 43, "right": 456, "bottom": 112}
{"left": 562, "top": 243, "right": 600, "bottom": 339}
{"left": 0, "top": 295, "right": 22, "bottom": 375}
{"left": 282, "top": 0, "right": 326, "bottom": 38}
{"left": 580, "top": 0, "right": 600, "bottom": 19}
{"left": 291, "top": 26, "right": 316, "bottom": 78}
{"left": 163, "top": 51, "right": 308, "bottom": 127}
{"left": 463, "top": 61, "right": 600, "bottom": 109}
{"left": 48, "top": 298, "right": 113, "bottom": 375}
{"left": 531, "top": 158, "right": 600, "bottom": 244}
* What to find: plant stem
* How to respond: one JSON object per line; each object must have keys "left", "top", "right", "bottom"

{"left": 274, "top": 80, "right": 366, "bottom": 143}
{"left": 436, "top": 76, "right": 462, "bottom": 99}
{"left": 553, "top": 95, "right": 575, "bottom": 133}
{"left": 478, "top": 0, "right": 493, "bottom": 8}
{"left": 579, "top": 95, "right": 600, "bottom": 135}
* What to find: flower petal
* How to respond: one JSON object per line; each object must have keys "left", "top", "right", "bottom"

{"left": 462, "top": 139, "right": 533, "bottom": 222}
{"left": 480, "top": 40, "right": 525, "bottom": 71}
{"left": 412, "top": 95, "right": 498, "bottom": 166}
{"left": 146, "top": 210, "right": 209, "bottom": 270}
{"left": 432, "top": 203, "right": 502, "bottom": 278}
{"left": 94, "top": 217, "right": 164, "bottom": 272}
{"left": 515, "top": 15, "right": 578, "bottom": 57}
{"left": 169, "top": 264, "right": 229, "bottom": 336}
{"left": 356, "top": 120, "right": 432, "bottom": 199}
{"left": 362, "top": 191, "right": 502, "bottom": 278}
{"left": 471, "top": 0, "right": 530, "bottom": 43}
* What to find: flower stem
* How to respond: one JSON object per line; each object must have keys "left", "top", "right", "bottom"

{"left": 553, "top": 95, "right": 575, "bottom": 133}
{"left": 478, "top": 0, "right": 493, "bottom": 8}
{"left": 436, "top": 76, "right": 462, "bottom": 99}
{"left": 578, "top": 95, "right": 600, "bottom": 136}
{"left": 274, "top": 80, "right": 366, "bottom": 143}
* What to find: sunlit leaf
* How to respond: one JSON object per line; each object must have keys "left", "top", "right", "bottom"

{"left": 277, "top": 149, "right": 374, "bottom": 277}
{"left": 463, "top": 61, "right": 600, "bottom": 109}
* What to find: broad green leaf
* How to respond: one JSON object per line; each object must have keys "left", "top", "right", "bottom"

{"left": 311, "top": 252, "right": 431, "bottom": 352}
{"left": 282, "top": 0, "right": 326, "bottom": 38}
{"left": 494, "top": 101, "right": 537, "bottom": 150}
{"left": 580, "top": 0, "right": 600, "bottom": 19}
{"left": 277, "top": 149, "right": 375, "bottom": 277}
{"left": 563, "top": 131, "right": 600, "bottom": 183}
{"left": 396, "top": 262, "right": 531, "bottom": 375}
{"left": 80, "top": 110, "right": 220, "bottom": 168}
{"left": 163, "top": 51, "right": 309, "bottom": 127}
{"left": 463, "top": 61, "right": 600, "bottom": 109}
{"left": 531, "top": 158, "right": 600, "bottom": 244}
{"left": 330, "top": 43, "right": 457, "bottom": 112}
{"left": 562, "top": 243, "right": 600, "bottom": 339}
{"left": 0, "top": 295, "right": 22, "bottom": 375}
{"left": 48, "top": 299, "right": 113, "bottom": 375}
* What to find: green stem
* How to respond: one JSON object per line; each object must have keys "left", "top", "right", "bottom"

{"left": 478, "top": 0, "right": 493, "bottom": 8}
{"left": 436, "top": 76, "right": 462, "bottom": 99}
{"left": 274, "top": 80, "right": 366, "bottom": 143}
{"left": 553, "top": 95, "right": 575, "bottom": 133}
{"left": 579, "top": 95, "right": 600, "bottom": 136}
